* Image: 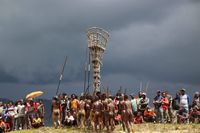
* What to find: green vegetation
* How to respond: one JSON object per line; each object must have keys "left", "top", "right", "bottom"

{"left": 11, "top": 124, "right": 200, "bottom": 133}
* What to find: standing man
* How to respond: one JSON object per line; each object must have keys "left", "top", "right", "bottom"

{"left": 70, "top": 94, "right": 79, "bottom": 126}
{"left": 121, "top": 95, "right": 133, "bottom": 133}
{"left": 138, "top": 92, "right": 149, "bottom": 115}
{"left": 192, "top": 92, "right": 200, "bottom": 109}
{"left": 130, "top": 94, "right": 138, "bottom": 115}
{"left": 172, "top": 93, "right": 180, "bottom": 123}
{"left": 178, "top": 88, "right": 190, "bottom": 123}
{"left": 77, "top": 96, "right": 86, "bottom": 128}
{"left": 16, "top": 100, "right": 25, "bottom": 130}
{"left": 165, "top": 91, "right": 174, "bottom": 123}
{"left": 107, "top": 98, "right": 115, "bottom": 132}
{"left": 101, "top": 93, "right": 108, "bottom": 131}
{"left": 84, "top": 95, "right": 92, "bottom": 129}
{"left": 124, "top": 95, "right": 133, "bottom": 125}
{"left": 153, "top": 90, "right": 163, "bottom": 123}
{"left": 37, "top": 100, "right": 45, "bottom": 126}
{"left": 60, "top": 93, "right": 67, "bottom": 125}
{"left": 92, "top": 96, "right": 103, "bottom": 132}
{"left": 51, "top": 96, "right": 61, "bottom": 128}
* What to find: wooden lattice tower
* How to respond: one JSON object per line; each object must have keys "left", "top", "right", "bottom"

{"left": 87, "top": 27, "right": 109, "bottom": 93}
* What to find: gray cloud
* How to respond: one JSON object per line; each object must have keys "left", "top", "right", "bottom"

{"left": 103, "top": 2, "right": 200, "bottom": 86}
{"left": 0, "top": 66, "right": 18, "bottom": 83}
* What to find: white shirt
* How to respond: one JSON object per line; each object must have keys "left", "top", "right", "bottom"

{"left": 179, "top": 94, "right": 189, "bottom": 108}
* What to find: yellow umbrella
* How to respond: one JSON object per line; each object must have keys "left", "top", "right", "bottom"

{"left": 26, "top": 91, "right": 44, "bottom": 100}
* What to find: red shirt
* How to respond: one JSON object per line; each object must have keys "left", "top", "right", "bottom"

{"left": 162, "top": 98, "right": 169, "bottom": 110}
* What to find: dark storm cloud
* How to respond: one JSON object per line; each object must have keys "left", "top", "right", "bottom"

{"left": 103, "top": 1, "right": 200, "bottom": 86}
{"left": 0, "top": 0, "right": 199, "bottom": 98}
{"left": 0, "top": 66, "right": 18, "bottom": 83}
{"left": 0, "top": 0, "right": 183, "bottom": 83}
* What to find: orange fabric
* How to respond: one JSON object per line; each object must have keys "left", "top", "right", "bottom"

{"left": 144, "top": 110, "right": 155, "bottom": 117}
{"left": 71, "top": 99, "right": 78, "bottom": 109}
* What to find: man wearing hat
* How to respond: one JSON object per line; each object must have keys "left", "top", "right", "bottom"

{"left": 178, "top": 88, "right": 190, "bottom": 123}
{"left": 138, "top": 92, "right": 149, "bottom": 115}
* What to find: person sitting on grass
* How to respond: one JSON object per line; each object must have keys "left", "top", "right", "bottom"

{"left": 4, "top": 114, "right": 12, "bottom": 132}
{"left": 32, "top": 114, "right": 42, "bottom": 128}
{"left": 64, "top": 111, "right": 75, "bottom": 127}
{"left": 143, "top": 106, "right": 156, "bottom": 123}
{"left": 134, "top": 112, "right": 144, "bottom": 124}
{"left": 190, "top": 106, "right": 200, "bottom": 123}
{"left": 0, "top": 116, "right": 6, "bottom": 133}
{"left": 177, "top": 107, "right": 188, "bottom": 123}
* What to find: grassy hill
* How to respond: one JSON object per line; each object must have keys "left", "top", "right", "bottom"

{"left": 11, "top": 124, "right": 200, "bottom": 133}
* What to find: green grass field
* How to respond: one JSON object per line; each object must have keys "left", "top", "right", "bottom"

{"left": 11, "top": 124, "right": 200, "bottom": 133}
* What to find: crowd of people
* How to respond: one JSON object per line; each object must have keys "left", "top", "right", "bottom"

{"left": 0, "top": 99, "right": 44, "bottom": 132}
{"left": 0, "top": 88, "right": 199, "bottom": 133}
{"left": 51, "top": 88, "right": 200, "bottom": 132}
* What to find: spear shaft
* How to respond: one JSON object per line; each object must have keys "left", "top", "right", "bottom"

{"left": 83, "top": 62, "right": 87, "bottom": 95}
{"left": 56, "top": 56, "right": 68, "bottom": 95}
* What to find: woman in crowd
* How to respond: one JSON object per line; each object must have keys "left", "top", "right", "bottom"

{"left": 0, "top": 88, "right": 199, "bottom": 132}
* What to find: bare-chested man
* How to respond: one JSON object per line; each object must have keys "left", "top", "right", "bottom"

{"left": 125, "top": 95, "right": 133, "bottom": 123}
{"left": 121, "top": 95, "right": 133, "bottom": 133}
{"left": 107, "top": 98, "right": 115, "bottom": 132}
{"left": 101, "top": 93, "right": 108, "bottom": 130}
{"left": 51, "top": 97, "right": 61, "bottom": 128}
{"left": 85, "top": 95, "right": 92, "bottom": 129}
{"left": 77, "top": 96, "right": 86, "bottom": 128}
{"left": 92, "top": 96, "right": 103, "bottom": 132}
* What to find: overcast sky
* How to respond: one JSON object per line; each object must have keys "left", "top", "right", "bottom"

{"left": 0, "top": 0, "right": 199, "bottom": 100}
